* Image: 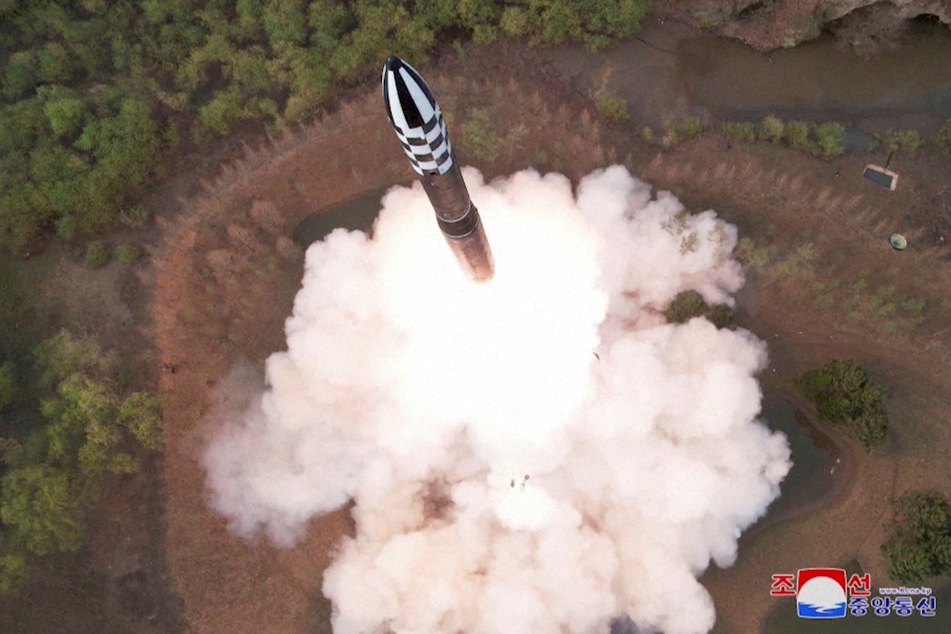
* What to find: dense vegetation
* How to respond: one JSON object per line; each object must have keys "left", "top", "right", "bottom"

{"left": 0, "top": 330, "right": 162, "bottom": 593}
{"left": 0, "top": 0, "right": 649, "bottom": 250}
{"left": 882, "top": 491, "right": 951, "bottom": 584}
{"left": 795, "top": 359, "right": 888, "bottom": 451}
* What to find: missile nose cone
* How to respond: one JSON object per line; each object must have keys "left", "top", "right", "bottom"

{"left": 382, "top": 55, "right": 436, "bottom": 132}
{"left": 382, "top": 54, "right": 451, "bottom": 177}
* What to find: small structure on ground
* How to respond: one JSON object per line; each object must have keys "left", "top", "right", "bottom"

{"left": 889, "top": 233, "right": 907, "bottom": 250}
{"left": 863, "top": 164, "right": 898, "bottom": 190}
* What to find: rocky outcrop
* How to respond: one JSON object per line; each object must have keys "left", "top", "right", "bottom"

{"left": 656, "top": 0, "right": 951, "bottom": 51}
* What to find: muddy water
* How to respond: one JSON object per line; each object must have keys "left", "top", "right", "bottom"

{"left": 292, "top": 186, "right": 394, "bottom": 246}
{"left": 753, "top": 396, "right": 842, "bottom": 530}
{"left": 547, "top": 18, "right": 951, "bottom": 134}
{"left": 678, "top": 22, "right": 951, "bottom": 128}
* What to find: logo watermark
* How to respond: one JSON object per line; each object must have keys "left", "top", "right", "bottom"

{"left": 770, "top": 568, "right": 936, "bottom": 619}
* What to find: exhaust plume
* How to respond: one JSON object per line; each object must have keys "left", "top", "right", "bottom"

{"left": 204, "top": 166, "right": 791, "bottom": 634}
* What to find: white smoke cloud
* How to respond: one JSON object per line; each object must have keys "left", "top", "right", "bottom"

{"left": 203, "top": 166, "right": 791, "bottom": 634}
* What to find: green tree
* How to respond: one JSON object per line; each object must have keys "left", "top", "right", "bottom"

{"left": 665, "top": 290, "right": 734, "bottom": 328}
{"left": 783, "top": 120, "right": 812, "bottom": 152}
{"left": 116, "top": 392, "right": 164, "bottom": 451}
{"left": 42, "top": 93, "right": 88, "bottom": 139}
{"left": 882, "top": 492, "right": 951, "bottom": 584}
{"left": 0, "top": 331, "right": 163, "bottom": 593}
{"left": 0, "top": 438, "right": 23, "bottom": 465}
{"left": 665, "top": 290, "right": 706, "bottom": 323}
{"left": 885, "top": 129, "right": 922, "bottom": 157}
{"left": 263, "top": 0, "right": 309, "bottom": 50}
{"left": 595, "top": 94, "right": 629, "bottom": 123}
{"left": 0, "top": 552, "right": 27, "bottom": 594}
{"left": 795, "top": 359, "right": 888, "bottom": 451}
{"left": 33, "top": 329, "right": 104, "bottom": 390}
{"left": 813, "top": 121, "right": 845, "bottom": 157}
{"left": 3, "top": 51, "right": 39, "bottom": 100}
{"left": 0, "top": 465, "right": 84, "bottom": 556}
{"left": 37, "top": 41, "right": 75, "bottom": 84}
{"left": 758, "top": 115, "right": 784, "bottom": 142}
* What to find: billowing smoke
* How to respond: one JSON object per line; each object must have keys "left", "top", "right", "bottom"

{"left": 204, "top": 166, "right": 791, "bottom": 634}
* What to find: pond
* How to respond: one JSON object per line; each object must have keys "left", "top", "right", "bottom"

{"left": 292, "top": 186, "right": 395, "bottom": 247}
{"left": 749, "top": 395, "right": 844, "bottom": 536}
{"left": 546, "top": 17, "right": 951, "bottom": 135}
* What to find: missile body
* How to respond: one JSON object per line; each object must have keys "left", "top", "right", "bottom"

{"left": 382, "top": 55, "right": 495, "bottom": 282}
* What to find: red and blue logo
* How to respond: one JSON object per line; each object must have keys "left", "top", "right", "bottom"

{"left": 796, "top": 568, "right": 847, "bottom": 618}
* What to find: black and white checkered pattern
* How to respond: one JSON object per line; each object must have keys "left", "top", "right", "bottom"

{"left": 382, "top": 57, "right": 454, "bottom": 176}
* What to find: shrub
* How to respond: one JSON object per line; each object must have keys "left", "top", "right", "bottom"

{"left": 881, "top": 491, "right": 951, "bottom": 584}
{"left": 119, "top": 204, "right": 151, "bottom": 229}
{"left": 641, "top": 126, "right": 655, "bottom": 143}
{"left": 706, "top": 304, "right": 735, "bottom": 329}
{"left": 0, "top": 465, "right": 84, "bottom": 556}
{"left": 734, "top": 237, "right": 769, "bottom": 267}
{"left": 665, "top": 290, "right": 734, "bottom": 328}
{"left": 666, "top": 118, "right": 702, "bottom": 145}
{"left": 783, "top": 120, "right": 812, "bottom": 152}
{"left": 594, "top": 94, "right": 629, "bottom": 123}
{"left": 460, "top": 107, "right": 499, "bottom": 161}
{"left": 116, "top": 244, "right": 140, "bottom": 264}
{"left": 84, "top": 242, "right": 110, "bottom": 268}
{"left": 886, "top": 129, "right": 922, "bottom": 157}
{"left": 759, "top": 115, "right": 784, "bottom": 143}
{"left": 935, "top": 119, "right": 951, "bottom": 157}
{"left": 795, "top": 359, "right": 888, "bottom": 451}
{"left": 722, "top": 121, "right": 756, "bottom": 142}
{"left": 665, "top": 290, "right": 706, "bottom": 323}
{"left": 814, "top": 121, "right": 846, "bottom": 157}
{"left": 0, "top": 553, "right": 27, "bottom": 594}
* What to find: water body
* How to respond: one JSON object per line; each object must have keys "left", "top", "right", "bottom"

{"left": 292, "top": 186, "right": 395, "bottom": 247}
{"left": 754, "top": 396, "right": 842, "bottom": 531}
{"left": 677, "top": 20, "right": 951, "bottom": 129}
{"left": 548, "top": 18, "right": 951, "bottom": 135}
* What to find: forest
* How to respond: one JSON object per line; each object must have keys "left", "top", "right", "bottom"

{"left": 0, "top": 0, "right": 649, "bottom": 250}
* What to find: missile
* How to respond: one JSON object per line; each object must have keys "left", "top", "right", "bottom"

{"left": 382, "top": 55, "right": 495, "bottom": 282}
